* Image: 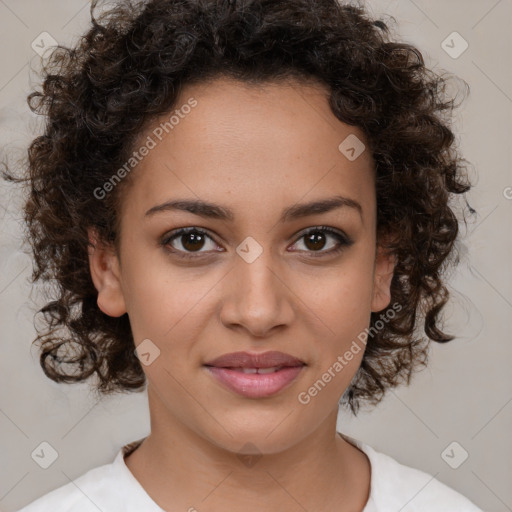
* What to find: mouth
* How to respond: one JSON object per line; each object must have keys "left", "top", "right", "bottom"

{"left": 217, "top": 366, "right": 294, "bottom": 374}
{"left": 203, "top": 351, "right": 306, "bottom": 399}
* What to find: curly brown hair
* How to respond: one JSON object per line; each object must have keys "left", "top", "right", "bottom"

{"left": 8, "top": 0, "right": 472, "bottom": 414}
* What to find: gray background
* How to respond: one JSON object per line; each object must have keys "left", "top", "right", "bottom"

{"left": 0, "top": 0, "right": 511, "bottom": 511}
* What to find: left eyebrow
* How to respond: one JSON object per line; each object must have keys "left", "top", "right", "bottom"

{"left": 281, "top": 195, "right": 363, "bottom": 222}
{"left": 144, "top": 195, "right": 363, "bottom": 222}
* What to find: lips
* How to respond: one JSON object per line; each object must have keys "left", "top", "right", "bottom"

{"left": 203, "top": 351, "right": 305, "bottom": 398}
{"left": 204, "top": 351, "right": 305, "bottom": 369}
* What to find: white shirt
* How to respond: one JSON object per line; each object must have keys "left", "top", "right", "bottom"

{"left": 17, "top": 433, "right": 483, "bottom": 511}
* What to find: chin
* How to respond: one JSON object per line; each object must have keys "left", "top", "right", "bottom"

{"left": 199, "top": 414, "right": 311, "bottom": 456}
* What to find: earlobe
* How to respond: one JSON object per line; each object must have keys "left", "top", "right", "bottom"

{"left": 87, "top": 228, "right": 126, "bottom": 318}
{"left": 371, "top": 246, "right": 397, "bottom": 313}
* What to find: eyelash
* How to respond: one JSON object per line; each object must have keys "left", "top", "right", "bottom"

{"left": 160, "top": 226, "right": 353, "bottom": 260}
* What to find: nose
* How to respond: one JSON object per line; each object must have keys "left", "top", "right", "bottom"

{"left": 219, "top": 250, "right": 295, "bottom": 338}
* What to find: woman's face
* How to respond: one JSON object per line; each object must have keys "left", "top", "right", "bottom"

{"left": 90, "top": 76, "right": 395, "bottom": 454}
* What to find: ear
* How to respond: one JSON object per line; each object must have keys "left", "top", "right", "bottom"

{"left": 87, "top": 228, "right": 126, "bottom": 317}
{"left": 371, "top": 244, "right": 397, "bottom": 313}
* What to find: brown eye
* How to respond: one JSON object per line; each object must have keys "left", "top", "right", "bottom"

{"left": 180, "top": 231, "right": 207, "bottom": 251}
{"left": 161, "top": 227, "right": 222, "bottom": 258}
{"left": 304, "top": 231, "right": 328, "bottom": 251}
{"left": 290, "top": 226, "right": 353, "bottom": 257}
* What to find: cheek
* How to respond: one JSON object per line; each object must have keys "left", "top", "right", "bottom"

{"left": 304, "top": 255, "right": 375, "bottom": 333}
{"left": 126, "top": 273, "right": 206, "bottom": 341}
{"left": 299, "top": 252, "right": 375, "bottom": 382}
{"left": 120, "top": 247, "right": 223, "bottom": 358}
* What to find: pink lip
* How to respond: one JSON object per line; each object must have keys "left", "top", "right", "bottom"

{"left": 205, "top": 366, "right": 304, "bottom": 398}
{"left": 204, "top": 350, "right": 305, "bottom": 369}
{"left": 203, "top": 351, "right": 306, "bottom": 398}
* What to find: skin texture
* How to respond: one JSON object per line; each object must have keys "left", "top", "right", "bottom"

{"left": 88, "top": 77, "right": 396, "bottom": 511}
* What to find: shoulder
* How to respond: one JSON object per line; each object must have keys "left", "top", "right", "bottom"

{"left": 341, "top": 434, "right": 483, "bottom": 512}
{"left": 15, "top": 439, "right": 150, "bottom": 512}
{"left": 16, "top": 438, "right": 159, "bottom": 512}
{"left": 16, "top": 461, "right": 115, "bottom": 512}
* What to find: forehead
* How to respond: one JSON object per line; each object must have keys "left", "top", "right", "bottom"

{"left": 125, "top": 76, "right": 375, "bottom": 223}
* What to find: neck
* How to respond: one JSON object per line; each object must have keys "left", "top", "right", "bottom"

{"left": 124, "top": 388, "right": 371, "bottom": 512}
